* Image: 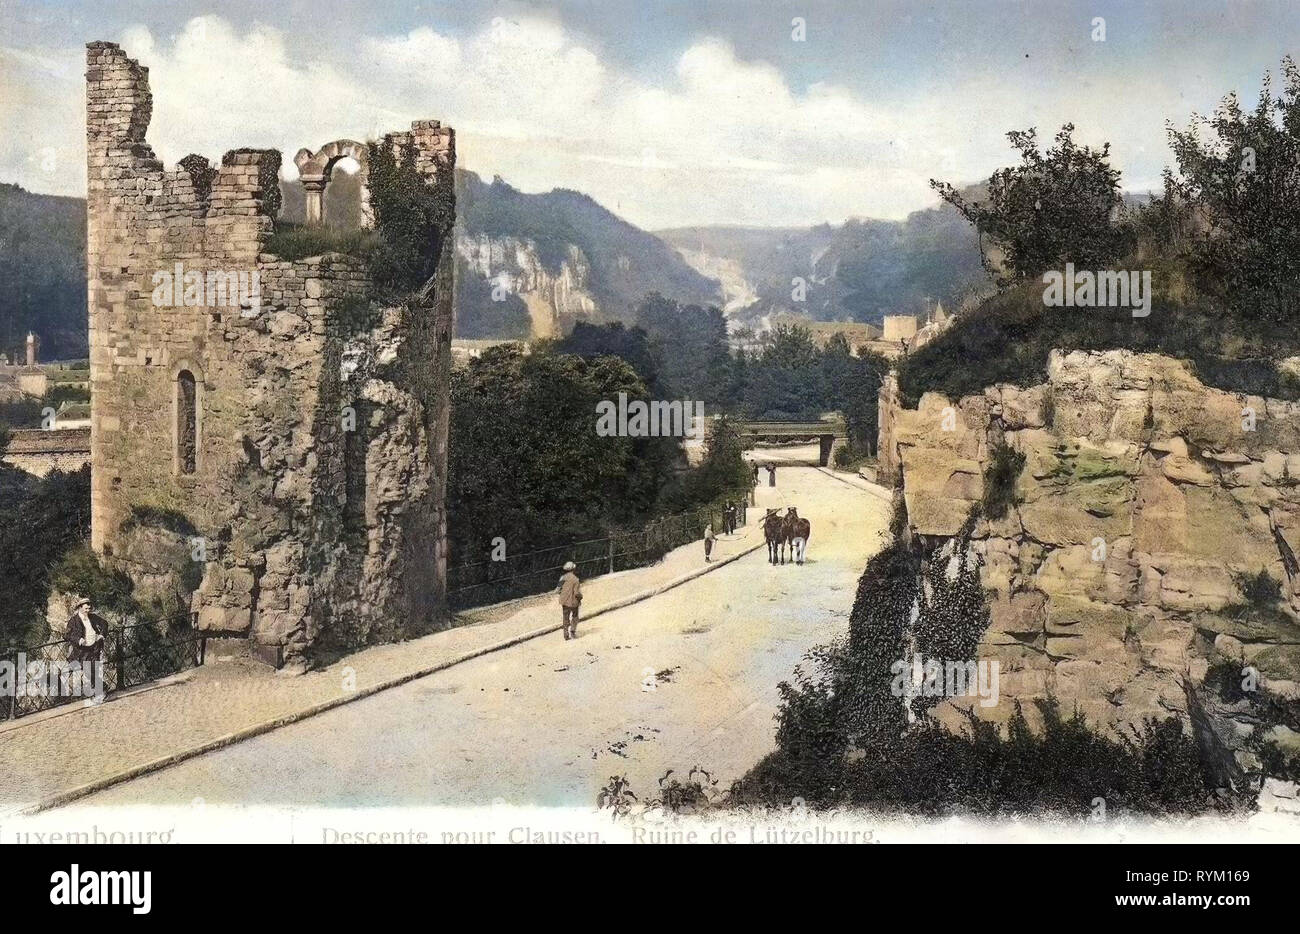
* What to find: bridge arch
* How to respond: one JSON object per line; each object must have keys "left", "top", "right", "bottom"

{"left": 738, "top": 418, "right": 847, "bottom": 466}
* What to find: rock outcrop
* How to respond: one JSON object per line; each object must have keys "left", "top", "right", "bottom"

{"left": 878, "top": 349, "right": 1300, "bottom": 777}
{"left": 455, "top": 232, "right": 596, "bottom": 338}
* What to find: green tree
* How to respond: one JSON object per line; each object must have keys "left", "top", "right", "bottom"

{"left": 743, "top": 325, "right": 826, "bottom": 419}
{"left": 1167, "top": 58, "right": 1300, "bottom": 323}
{"left": 931, "top": 124, "right": 1129, "bottom": 285}
{"left": 550, "top": 322, "right": 665, "bottom": 396}
{"left": 446, "top": 345, "right": 678, "bottom": 564}
{"left": 0, "top": 465, "right": 91, "bottom": 648}
{"left": 633, "top": 293, "right": 730, "bottom": 401}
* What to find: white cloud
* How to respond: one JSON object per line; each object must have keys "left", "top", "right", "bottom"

{"left": 0, "top": 13, "right": 1246, "bottom": 226}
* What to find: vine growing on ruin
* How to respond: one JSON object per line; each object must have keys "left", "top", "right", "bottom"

{"left": 365, "top": 138, "right": 455, "bottom": 295}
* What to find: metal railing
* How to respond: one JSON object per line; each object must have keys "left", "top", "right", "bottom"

{"left": 2, "top": 613, "right": 204, "bottom": 721}
{"left": 446, "top": 497, "right": 750, "bottom": 610}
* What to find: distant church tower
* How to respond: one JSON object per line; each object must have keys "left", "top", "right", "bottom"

{"left": 25, "top": 331, "right": 38, "bottom": 366}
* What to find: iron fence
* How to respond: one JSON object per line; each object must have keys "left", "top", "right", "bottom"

{"left": 2, "top": 613, "right": 204, "bottom": 721}
{"left": 447, "top": 497, "right": 750, "bottom": 610}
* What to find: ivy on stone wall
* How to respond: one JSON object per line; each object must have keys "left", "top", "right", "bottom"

{"left": 178, "top": 154, "right": 217, "bottom": 204}
{"left": 365, "top": 138, "right": 455, "bottom": 295}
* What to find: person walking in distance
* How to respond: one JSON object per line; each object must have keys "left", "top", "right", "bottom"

{"left": 704, "top": 522, "right": 716, "bottom": 561}
{"left": 767, "top": 464, "right": 777, "bottom": 487}
{"left": 557, "top": 561, "right": 582, "bottom": 640}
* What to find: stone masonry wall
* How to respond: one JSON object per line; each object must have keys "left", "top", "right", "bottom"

{"left": 86, "top": 42, "right": 456, "bottom": 665}
{"left": 878, "top": 349, "right": 1300, "bottom": 773}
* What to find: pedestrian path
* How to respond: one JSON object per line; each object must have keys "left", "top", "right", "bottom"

{"left": 0, "top": 486, "right": 788, "bottom": 813}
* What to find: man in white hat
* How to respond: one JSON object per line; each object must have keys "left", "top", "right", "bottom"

{"left": 557, "top": 561, "right": 583, "bottom": 640}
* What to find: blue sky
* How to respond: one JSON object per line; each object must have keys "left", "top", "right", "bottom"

{"left": 2, "top": 0, "right": 1298, "bottom": 227}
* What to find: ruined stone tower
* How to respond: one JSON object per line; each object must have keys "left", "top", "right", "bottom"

{"left": 86, "top": 41, "right": 456, "bottom": 664}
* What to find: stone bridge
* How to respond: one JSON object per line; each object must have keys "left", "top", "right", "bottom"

{"left": 2, "top": 427, "right": 91, "bottom": 477}
{"left": 739, "top": 418, "right": 847, "bottom": 466}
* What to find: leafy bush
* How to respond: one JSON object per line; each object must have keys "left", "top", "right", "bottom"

{"left": 119, "top": 503, "right": 198, "bottom": 538}
{"left": 1205, "top": 659, "right": 1300, "bottom": 784}
{"left": 48, "top": 544, "right": 136, "bottom": 616}
{"left": 1236, "top": 569, "right": 1284, "bottom": 612}
{"left": 42, "top": 383, "right": 89, "bottom": 408}
{"left": 366, "top": 138, "right": 456, "bottom": 293}
{"left": 723, "top": 502, "right": 1218, "bottom": 816}
{"left": 0, "top": 464, "right": 91, "bottom": 648}
{"left": 0, "top": 398, "right": 42, "bottom": 429}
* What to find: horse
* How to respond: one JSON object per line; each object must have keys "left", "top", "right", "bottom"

{"left": 785, "top": 506, "right": 811, "bottom": 565}
{"left": 764, "top": 509, "right": 787, "bottom": 565}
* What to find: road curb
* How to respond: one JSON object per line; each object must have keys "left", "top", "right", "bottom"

{"left": 815, "top": 465, "right": 893, "bottom": 503}
{"left": 16, "top": 536, "right": 767, "bottom": 815}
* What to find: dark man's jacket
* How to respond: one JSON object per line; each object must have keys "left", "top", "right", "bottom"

{"left": 64, "top": 612, "right": 109, "bottom": 650}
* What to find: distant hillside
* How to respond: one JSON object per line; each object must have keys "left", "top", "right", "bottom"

{"left": 0, "top": 172, "right": 722, "bottom": 351}
{"left": 454, "top": 171, "right": 721, "bottom": 338}
{"left": 659, "top": 193, "right": 989, "bottom": 326}
{"left": 0, "top": 183, "right": 86, "bottom": 361}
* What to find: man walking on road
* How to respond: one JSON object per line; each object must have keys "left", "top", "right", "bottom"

{"left": 558, "top": 561, "right": 582, "bottom": 640}
{"left": 704, "top": 523, "right": 717, "bottom": 562}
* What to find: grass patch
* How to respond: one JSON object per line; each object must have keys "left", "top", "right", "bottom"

{"left": 264, "top": 223, "right": 382, "bottom": 262}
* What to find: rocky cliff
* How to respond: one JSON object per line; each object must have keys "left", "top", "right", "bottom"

{"left": 455, "top": 232, "right": 596, "bottom": 338}
{"left": 878, "top": 349, "right": 1300, "bottom": 781}
{"left": 454, "top": 172, "right": 719, "bottom": 339}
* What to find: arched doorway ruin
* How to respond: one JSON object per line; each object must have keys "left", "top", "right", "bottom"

{"left": 292, "top": 139, "right": 373, "bottom": 228}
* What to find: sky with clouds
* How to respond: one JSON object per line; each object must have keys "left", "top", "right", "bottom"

{"left": 2, "top": 0, "right": 1299, "bottom": 228}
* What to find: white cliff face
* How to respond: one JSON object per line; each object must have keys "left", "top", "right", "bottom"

{"left": 878, "top": 349, "right": 1300, "bottom": 780}
{"left": 456, "top": 231, "right": 598, "bottom": 338}
{"left": 669, "top": 245, "right": 758, "bottom": 315}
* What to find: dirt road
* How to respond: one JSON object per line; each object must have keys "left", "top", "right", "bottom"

{"left": 77, "top": 463, "right": 890, "bottom": 808}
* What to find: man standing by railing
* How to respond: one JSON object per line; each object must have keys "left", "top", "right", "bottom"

{"left": 64, "top": 598, "right": 108, "bottom": 704}
{"left": 66, "top": 599, "right": 107, "bottom": 664}
{"left": 558, "top": 561, "right": 582, "bottom": 640}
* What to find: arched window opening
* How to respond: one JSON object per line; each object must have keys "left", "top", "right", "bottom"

{"left": 176, "top": 370, "right": 197, "bottom": 475}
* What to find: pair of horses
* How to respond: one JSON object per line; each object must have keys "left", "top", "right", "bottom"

{"left": 764, "top": 507, "right": 811, "bottom": 565}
